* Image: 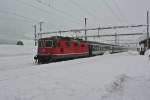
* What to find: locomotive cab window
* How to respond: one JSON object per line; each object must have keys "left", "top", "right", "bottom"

{"left": 46, "top": 40, "right": 53, "bottom": 47}
{"left": 38, "top": 40, "right": 45, "bottom": 47}
{"left": 38, "top": 40, "right": 42, "bottom": 47}
{"left": 52, "top": 40, "right": 57, "bottom": 47}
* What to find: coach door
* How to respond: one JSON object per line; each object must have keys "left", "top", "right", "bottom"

{"left": 89, "top": 45, "right": 92, "bottom": 56}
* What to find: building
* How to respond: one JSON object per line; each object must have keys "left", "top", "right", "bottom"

{"left": 139, "top": 38, "right": 150, "bottom": 48}
{"left": 139, "top": 37, "right": 150, "bottom": 55}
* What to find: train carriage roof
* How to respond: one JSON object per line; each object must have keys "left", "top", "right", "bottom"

{"left": 88, "top": 41, "right": 113, "bottom": 46}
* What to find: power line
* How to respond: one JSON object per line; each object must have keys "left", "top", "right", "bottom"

{"left": 110, "top": 0, "right": 128, "bottom": 22}
{"left": 40, "top": 24, "right": 146, "bottom": 34}
{"left": 0, "top": 10, "right": 37, "bottom": 23}
{"left": 0, "top": 9, "right": 57, "bottom": 29}
{"left": 66, "top": 0, "right": 99, "bottom": 20}
{"left": 78, "top": 32, "right": 144, "bottom": 38}
{"left": 35, "top": 0, "right": 81, "bottom": 21}
{"left": 0, "top": 15, "right": 33, "bottom": 24}
{"left": 0, "top": 10, "right": 57, "bottom": 30}
{"left": 15, "top": 0, "right": 66, "bottom": 28}
{"left": 106, "top": 40, "right": 137, "bottom": 41}
{"left": 100, "top": 0, "right": 122, "bottom": 23}
{"left": 16, "top": 0, "right": 81, "bottom": 26}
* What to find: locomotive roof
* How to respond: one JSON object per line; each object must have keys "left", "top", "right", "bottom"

{"left": 39, "top": 36, "right": 84, "bottom": 41}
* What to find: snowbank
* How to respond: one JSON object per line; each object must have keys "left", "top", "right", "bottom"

{"left": 0, "top": 40, "right": 36, "bottom": 58}
{"left": 145, "top": 49, "right": 150, "bottom": 56}
{"left": 0, "top": 44, "right": 150, "bottom": 100}
{"left": 102, "top": 75, "right": 150, "bottom": 100}
{"left": 103, "top": 51, "right": 111, "bottom": 55}
{"left": 128, "top": 50, "right": 139, "bottom": 55}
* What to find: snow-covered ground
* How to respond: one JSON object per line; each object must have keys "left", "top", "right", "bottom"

{"left": 0, "top": 44, "right": 150, "bottom": 100}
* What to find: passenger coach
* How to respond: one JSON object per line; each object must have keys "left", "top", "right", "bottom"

{"left": 36, "top": 36, "right": 89, "bottom": 63}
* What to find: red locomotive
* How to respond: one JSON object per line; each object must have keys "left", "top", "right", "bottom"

{"left": 35, "top": 36, "right": 89, "bottom": 63}
{"left": 34, "top": 36, "right": 126, "bottom": 64}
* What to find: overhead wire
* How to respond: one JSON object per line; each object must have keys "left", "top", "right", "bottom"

{"left": 0, "top": 10, "right": 37, "bottom": 24}
{"left": 65, "top": 0, "right": 99, "bottom": 21}
{"left": 0, "top": 9, "right": 57, "bottom": 29}
{"left": 16, "top": 0, "right": 80, "bottom": 30}
{"left": 15, "top": 0, "right": 81, "bottom": 26}
{"left": 1, "top": 0, "right": 56, "bottom": 27}
{"left": 0, "top": 15, "right": 33, "bottom": 24}
{"left": 110, "top": 0, "right": 128, "bottom": 23}
{"left": 35, "top": 0, "right": 81, "bottom": 21}
{"left": 98, "top": 0, "right": 123, "bottom": 24}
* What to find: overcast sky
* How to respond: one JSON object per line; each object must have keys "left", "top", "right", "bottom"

{"left": 0, "top": 0, "right": 150, "bottom": 43}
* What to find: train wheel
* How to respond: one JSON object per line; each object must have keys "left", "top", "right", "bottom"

{"left": 38, "top": 59, "right": 42, "bottom": 64}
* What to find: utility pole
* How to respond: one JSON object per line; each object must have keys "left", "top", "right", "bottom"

{"left": 115, "top": 33, "right": 117, "bottom": 45}
{"left": 34, "top": 25, "right": 37, "bottom": 46}
{"left": 118, "top": 35, "right": 119, "bottom": 45}
{"left": 85, "top": 18, "right": 87, "bottom": 41}
{"left": 74, "top": 30, "right": 80, "bottom": 38}
{"left": 59, "top": 31, "right": 61, "bottom": 36}
{"left": 147, "top": 11, "right": 149, "bottom": 49}
{"left": 39, "top": 21, "right": 44, "bottom": 39}
{"left": 98, "top": 26, "right": 100, "bottom": 42}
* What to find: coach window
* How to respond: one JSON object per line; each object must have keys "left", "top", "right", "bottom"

{"left": 101, "top": 46, "right": 103, "bottom": 51}
{"left": 97, "top": 45, "right": 99, "bottom": 50}
{"left": 93, "top": 45, "right": 96, "bottom": 51}
{"left": 99, "top": 46, "right": 100, "bottom": 50}
{"left": 95, "top": 45, "right": 97, "bottom": 51}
